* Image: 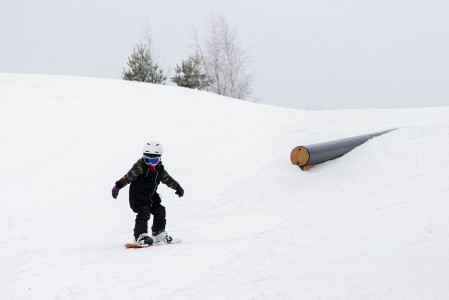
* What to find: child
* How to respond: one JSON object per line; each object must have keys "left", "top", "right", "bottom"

{"left": 111, "top": 141, "right": 184, "bottom": 246}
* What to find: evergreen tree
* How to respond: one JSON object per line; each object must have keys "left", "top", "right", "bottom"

{"left": 122, "top": 43, "right": 166, "bottom": 84}
{"left": 171, "top": 54, "right": 213, "bottom": 90}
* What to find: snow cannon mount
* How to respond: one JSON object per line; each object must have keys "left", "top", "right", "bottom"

{"left": 290, "top": 129, "right": 396, "bottom": 171}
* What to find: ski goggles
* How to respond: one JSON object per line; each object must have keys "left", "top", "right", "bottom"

{"left": 143, "top": 156, "right": 161, "bottom": 165}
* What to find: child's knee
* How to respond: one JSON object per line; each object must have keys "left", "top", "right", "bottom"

{"left": 152, "top": 205, "right": 166, "bottom": 220}
{"left": 136, "top": 206, "right": 151, "bottom": 221}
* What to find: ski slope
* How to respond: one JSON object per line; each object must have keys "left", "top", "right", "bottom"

{"left": 1, "top": 73, "right": 449, "bottom": 299}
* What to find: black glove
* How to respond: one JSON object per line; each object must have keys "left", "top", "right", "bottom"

{"left": 175, "top": 186, "right": 184, "bottom": 197}
{"left": 112, "top": 186, "right": 120, "bottom": 199}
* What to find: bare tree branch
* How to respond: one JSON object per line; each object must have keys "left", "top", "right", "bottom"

{"left": 192, "top": 13, "right": 254, "bottom": 100}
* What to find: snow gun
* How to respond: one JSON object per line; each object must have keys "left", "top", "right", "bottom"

{"left": 290, "top": 129, "right": 396, "bottom": 171}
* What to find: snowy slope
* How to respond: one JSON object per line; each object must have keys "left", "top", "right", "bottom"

{"left": 1, "top": 73, "right": 449, "bottom": 300}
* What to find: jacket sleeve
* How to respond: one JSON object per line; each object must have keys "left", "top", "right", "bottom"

{"left": 159, "top": 168, "right": 180, "bottom": 190}
{"left": 115, "top": 160, "right": 144, "bottom": 189}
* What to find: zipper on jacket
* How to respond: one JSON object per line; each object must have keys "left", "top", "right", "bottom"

{"left": 145, "top": 164, "right": 158, "bottom": 206}
{"left": 151, "top": 169, "right": 158, "bottom": 198}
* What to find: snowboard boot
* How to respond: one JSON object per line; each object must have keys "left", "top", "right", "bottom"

{"left": 136, "top": 233, "right": 153, "bottom": 246}
{"left": 151, "top": 231, "right": 173, "bottom": 244}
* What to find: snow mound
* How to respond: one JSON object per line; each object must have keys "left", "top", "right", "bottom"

{"left": 1, "top": 73, "right": 449, "bottom": 299}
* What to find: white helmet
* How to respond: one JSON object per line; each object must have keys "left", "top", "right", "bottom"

{"left": 143, "top": 141, "right": 163, "bottom": 156}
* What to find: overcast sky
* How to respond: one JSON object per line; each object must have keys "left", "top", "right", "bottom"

{"left": 1, "top": 0, "right": 449, "bottom": 110}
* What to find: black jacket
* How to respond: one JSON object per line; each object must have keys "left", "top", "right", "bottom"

{"left": 115, "top": 158, "right": 180, "bottom": 203}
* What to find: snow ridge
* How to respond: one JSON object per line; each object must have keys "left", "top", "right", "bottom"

{"left": 1, "top": 74, "right": 449, "bottom": 299}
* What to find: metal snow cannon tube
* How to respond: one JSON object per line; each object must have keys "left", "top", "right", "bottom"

{"left": 290, "top": 129, "right": 395, "bottom": 170}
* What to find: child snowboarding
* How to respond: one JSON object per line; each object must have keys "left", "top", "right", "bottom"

{"left": 111, "top": 141, "right": 184, "bottom": 246}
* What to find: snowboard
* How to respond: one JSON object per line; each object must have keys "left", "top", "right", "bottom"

{"left": 125, "top": 238, "right": 182, "bottom": 249}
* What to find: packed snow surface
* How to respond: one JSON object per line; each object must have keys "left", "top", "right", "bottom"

{"left": 1, "top": 74, "right": 449, "bottom": 299}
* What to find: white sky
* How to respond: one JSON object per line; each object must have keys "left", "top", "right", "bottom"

{"left": 1, "top": 0, "right": 449, "bottom": 109}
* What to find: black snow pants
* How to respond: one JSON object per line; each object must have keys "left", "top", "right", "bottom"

{"left": 129, "top": 192, "right": 166, "bottom": 240}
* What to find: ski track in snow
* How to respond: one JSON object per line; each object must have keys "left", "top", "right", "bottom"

{"left": 1, "top": 74, "right": 449, "bottom": 299}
